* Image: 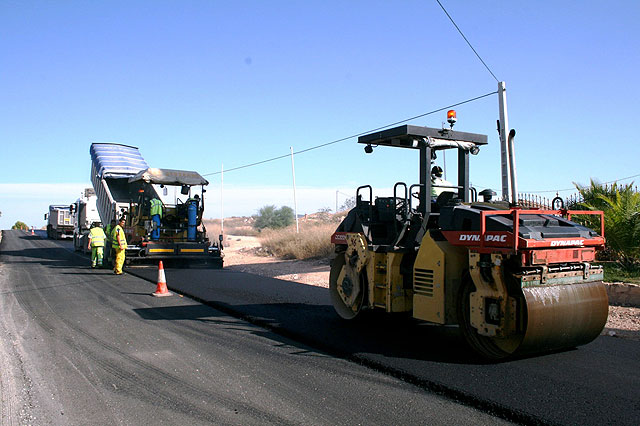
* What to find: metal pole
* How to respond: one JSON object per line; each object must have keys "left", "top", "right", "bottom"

{"left": 442, "top": 150, "right": 447, "bottom": 181}
{"left": 221, "top": 163, "right": 224, "bottom": 236}
{"left": 290, "top": 147, "right": 299, "bottom": 233}
{"left": 498, "top": 81, "right": 511, "bottom": 202}
{"left": 336, "top": 190, "right": 338, "bottom": 213}
{"left": 508, "top": 128, "right": 518, "bottom": 205}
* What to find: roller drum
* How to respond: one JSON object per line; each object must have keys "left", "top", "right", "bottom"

{"left": 518, "top": 281, "right": 609, "bottom": 354}
{"left": 329, "top": 254, "right": 365, "bottom": 320}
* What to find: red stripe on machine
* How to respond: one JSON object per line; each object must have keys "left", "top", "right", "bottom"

{"left": 331, "top": 232, "right": 348, "bottom": 245}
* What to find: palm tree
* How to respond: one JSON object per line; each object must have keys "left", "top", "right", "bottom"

{"left": 576, "top": 181, "right": 640, "bottom": 270}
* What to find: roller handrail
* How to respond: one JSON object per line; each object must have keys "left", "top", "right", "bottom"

{"left": 393, "top": 182, "right": 409, "bottom": 218}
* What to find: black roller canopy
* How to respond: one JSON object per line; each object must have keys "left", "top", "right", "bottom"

{"left": 358, "top": 125, "right": 488, "bottom": 149}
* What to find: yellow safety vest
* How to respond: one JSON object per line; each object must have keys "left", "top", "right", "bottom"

{"left": 105, "top": 225, "right": 112, "bottom": 242}
{"left": 89, "top": 227, "right": 106, "bottom": 247}
{"left": 112, "top": 225, "right": 128, "bottom": 249}
{"left": 150, "top": 198, "right": 163, "bottom": 218}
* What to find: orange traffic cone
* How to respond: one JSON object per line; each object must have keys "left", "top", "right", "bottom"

{"left": 152, "top": 261, "right": 172, "bottom": 297}
{"left": 31, "top": 227, "right": 34, "bottom": 235}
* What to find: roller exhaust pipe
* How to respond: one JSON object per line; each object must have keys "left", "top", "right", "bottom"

{"left": 508, "top": 128, "right": 518, "bottom": 205}
{"left": 497, "top": 81, "right": 518, "bottom": 205}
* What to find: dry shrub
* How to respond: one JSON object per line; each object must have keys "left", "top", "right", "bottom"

{"left": 259, "top": 222, "right": 336, "bottom": 260}
{"left": 222, "top": 216, "right": 259, "bottom": 236}
{"left": 203, "top": 219, "right": 225, "bottom": 245}
{"left": 204, "top": 218, "right": 259, "bottom": 241}
{"left": 204, "top": 210, "right": 347, "bottom": 259}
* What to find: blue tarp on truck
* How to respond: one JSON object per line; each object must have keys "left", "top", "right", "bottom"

{"left": 90, "top": 143, "right": 149, "bottom": 179}
{"left": 90, "top": 143, "right": 151, "bottom": 231}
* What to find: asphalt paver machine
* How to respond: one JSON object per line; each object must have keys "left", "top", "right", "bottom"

{"left": 90, "top": 143, "right": 223, "bottom": 266}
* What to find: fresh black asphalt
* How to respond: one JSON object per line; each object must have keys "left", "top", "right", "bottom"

{"left": 3, "top": 230, "right": 637, "bottom": 425}
{"left": 127, "top": 257, "right": 640, "bottom": 426}
{"left": 0, "top": 230, "right": 511, "bottom": 425}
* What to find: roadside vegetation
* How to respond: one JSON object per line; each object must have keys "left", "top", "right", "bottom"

{"left": 254, "top": 205, "right": 294, "bottom": 230}
{"left": 571, "top": 180, "right": 640, "bottom": 280}
{"left": 11, "top": 221, "right": 29, "bottom": 230}
{"left": 203, "top": 217, "right": 259, "bottom": 246}
{"left": 254, "top": 204, "right": 348, "bottom": 259}
{"left": 252, "top": 204, "right": 344, "bottom": 259}
{"left": 259, "top": 221, "right": 337, "bottom": 260}
{"left": 204, "top": 206, "right": 347, "bottom": 260}
{"left": 600, "top": 263, "right": 640, "bottom": 284}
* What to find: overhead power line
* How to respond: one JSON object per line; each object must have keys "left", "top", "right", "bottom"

{"left": 435, "top": 0, "right": 499, "bottom": 83}
{"left": 203, "top": 91, "right": 497, "bottom": 177}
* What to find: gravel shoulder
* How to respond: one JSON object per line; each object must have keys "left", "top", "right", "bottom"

{"left": 222, "top": 234, "right": 640, "bottom": 341}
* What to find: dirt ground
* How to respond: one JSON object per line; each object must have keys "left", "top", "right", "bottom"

{"left": 222, "top": 235, "right": 640, "bottom": 341}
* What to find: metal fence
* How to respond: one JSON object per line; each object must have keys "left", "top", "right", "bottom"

{"left": 518, "top": 184, "right": 639, "bottom": 210}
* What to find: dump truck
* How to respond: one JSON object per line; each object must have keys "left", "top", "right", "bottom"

{"left": 330, "top": 114, "right": 607, "bottom": 360}
{"left": 45, "top": 205, "right": 74, "bottom": 239}
{"left": 72, "top": 188, "right": 101, "bottom": 253}
{"left": 90, "top": 143, "right": 223, "bottom": 266}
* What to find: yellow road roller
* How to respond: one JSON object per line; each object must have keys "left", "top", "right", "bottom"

{"left": 330, "top": 121, "right": 608, "bottom": 360}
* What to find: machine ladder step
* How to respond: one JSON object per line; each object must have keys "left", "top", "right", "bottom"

{"left": 373, "top": 280, "right": 389, "bottom": 311}
{"left": 373, "top": 260, "right": 390, "bottom": 311}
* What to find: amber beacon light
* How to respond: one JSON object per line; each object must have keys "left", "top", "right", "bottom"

{"left": 447, "top": 109, "right": 457, "bottom": 128}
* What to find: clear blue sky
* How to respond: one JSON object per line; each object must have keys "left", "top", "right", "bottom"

{"left": 1, "top": 1, "right": 639, "bottom": 229}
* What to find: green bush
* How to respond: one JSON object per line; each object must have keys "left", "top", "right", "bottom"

{"left": 12, "top": 221, "right": 28, "bottom": 230}
{"left": 597, "top": 262, "right": 640, "bottom": 284}
{"left": 254, "top": 205, "right": 294, "bottom": 230}
{"left": 340, "top": 196, "right": 356, "bottom": 212}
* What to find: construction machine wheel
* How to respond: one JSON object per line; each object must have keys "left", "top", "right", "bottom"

{"left": 457, "top": 275, "right": 522, "bottom": 360}
{"left": 329, "top": 254, "right": 365, "bottom": 320}
{"left": 458, "top": 275, "right": 609, "bottom": 360}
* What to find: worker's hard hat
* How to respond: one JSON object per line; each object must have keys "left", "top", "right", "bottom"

{"left": 431, "top": 166, "right": 443, "bottom": 177}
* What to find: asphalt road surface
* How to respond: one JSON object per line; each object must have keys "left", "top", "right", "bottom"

{"left": 130, "top": 247, "right": 639, "bottom": 425}
{"left": 0, "top": 229, "right": 511, "bottom": 425}
{"left": 126, "top": 265, "right": 640, "bottom": 426}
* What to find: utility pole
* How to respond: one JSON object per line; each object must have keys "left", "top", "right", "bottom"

{"left": 221, "top": 163, "right": 224, "bottom": 236}
{"left": 290, "top": 147, "right": 299, "bottom": 233}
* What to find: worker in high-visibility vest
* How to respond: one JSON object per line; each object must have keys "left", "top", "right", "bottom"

{"left": 104, "top": 219, "right": 116, "bottom": 268}
{"left": 430, "top": 165, "right": 452, "bottom": 198}
{"left": 112, "top": 217, "right": 128, "bottom": 275}
{"left": 87, "top": 222, "right": 107, "bottom": 269}
{"left": 149, "top": 197, "right": 163, "bottom": 241}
